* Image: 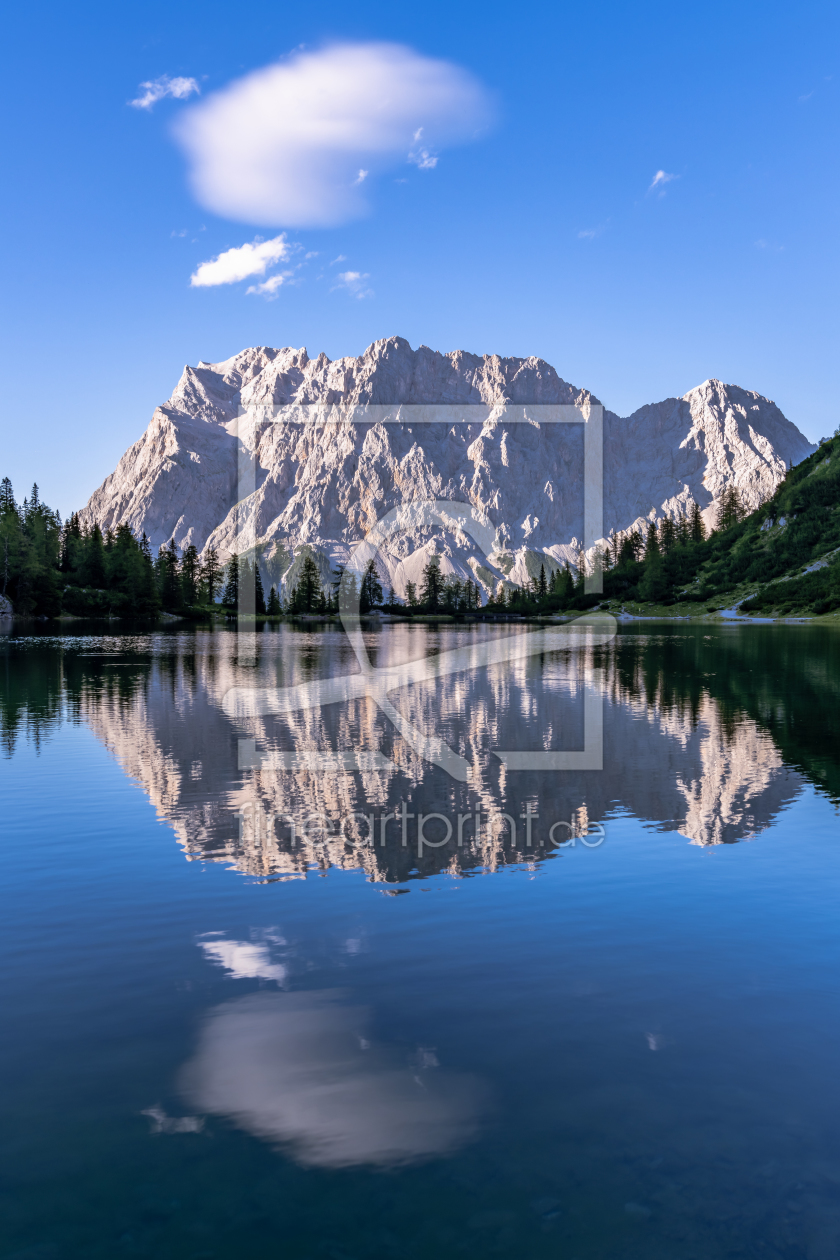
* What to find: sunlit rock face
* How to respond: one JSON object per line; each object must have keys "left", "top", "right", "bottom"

{"left": 79, "top": 627, "right": 804, "bottom": 881}
{"left": 181, "top": 991, "right": 484, "bottom": 1168}
{"left": 79, "top": 338, "right": 814, "bottom": 593}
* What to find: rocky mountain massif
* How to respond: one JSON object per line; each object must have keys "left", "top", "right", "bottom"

{"left": 81, "top": 337, "right": 815, "bottom": 596}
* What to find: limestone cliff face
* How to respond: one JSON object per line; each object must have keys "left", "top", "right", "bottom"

{"left": 80, "top": 337, "right": 814, "bottom": 593}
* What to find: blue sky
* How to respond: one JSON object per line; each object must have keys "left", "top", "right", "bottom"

{"left": 3, "top": 0, "right": 838, "bottom": 516}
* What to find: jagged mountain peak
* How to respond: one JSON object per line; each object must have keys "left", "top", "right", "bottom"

{"left": 81, "top": 338, "right": 815, "bottom": 593}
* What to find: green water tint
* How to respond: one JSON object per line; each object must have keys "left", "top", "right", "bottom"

{"left": 1, "top": 623, "right": 840, "bottom": 1259}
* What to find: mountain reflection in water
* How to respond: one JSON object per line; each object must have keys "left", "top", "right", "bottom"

{"left": 2, "top": 622, "right": 837, "bottom": 880}
{"left": 3, "top": 621, "right": 840, "bottom": 1258}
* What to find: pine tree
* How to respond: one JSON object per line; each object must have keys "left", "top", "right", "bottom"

{"left": 715, "top": 486, "right": 746, "bottom": 532}
{"left": 180, "top": 544, "right": 200, "bottom": 606}
{"left": 555, "top": 564, "right": 575, "bottom": 604}
{"left": 420, "top": 555, "right": 444, "bottom": 611}
{"left": 199, "top": 547, "right": 223, "bottom": 604}
{"left": 359, "top": 560, "right": 383, "bottom": 613}
{"left": 157, "top": 538, "right": 182, "bottom": 610}
{"left": 267, "top": 584, "right": 282, "bottom": 616}
{"left": 405, "top": 580, "right": 418, "bottom": 608}
{"left": 659, "top": 517, "right": 676, "bottom": 553}
{"left": 83, "top": 524, "right": 108, "bottom": 588}
{"left": 618, "top": 533, "right": 637, "bottom": 566}
{"left": 689, "top": 502, "right": 706, "bottom": 543}
{"left": 221, "top": 555, "right": 239, "bottom": 609}
{"left": 138, "top": 534, "right": 159, "bottom": 614}
{"left": 538, "top": 563, "right": 548, "bottom": 599}
{"left": 254, "top": 562, "right": 266, "bottom": 614}
{"left": 638, "top": 549, "right": 668, "bottom": 604}
{"left": 290, "top": 556, "right": 323, "bottom": 613}
{"left": 644, "top": 520, "right": 660, "bottom": 560}
{"left": 60, "top": 513, "right": 82, "bottom": 574}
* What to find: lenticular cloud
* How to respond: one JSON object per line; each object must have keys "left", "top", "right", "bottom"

{"left": 173, "top": 43, "right": 492, "bottom": 228}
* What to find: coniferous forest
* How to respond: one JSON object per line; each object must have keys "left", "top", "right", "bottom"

{"left": 2, "top": 433, "right": 839, "bottom": 620}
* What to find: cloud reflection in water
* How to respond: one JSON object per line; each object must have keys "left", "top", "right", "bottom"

{"left": 181, "top": 990, "right": 485, "bottom": 1167}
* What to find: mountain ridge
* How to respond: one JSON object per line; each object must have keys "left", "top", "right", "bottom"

{"left": 80, "top": 336, "right": 815, "bottom": 597}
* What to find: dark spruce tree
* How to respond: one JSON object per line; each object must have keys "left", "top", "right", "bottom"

{"left": 82, "top": 523, "right": 108, "bottom": 588}
{"left": 199, "top": 547, "right": 223, "bottom": 605}
{"left": 180, "top": 544, "right": 200, "bottom": 606}
{"left": 420, "top": 555, "right": 444, "bottom": 612}
{"left": 254, "top": 562, "right": 266, "bottom": 614}
{"left": 289, "top": 556, "right": 323, "bottom": 613}
{"left": 221, "top": 555, "right": 239, "bottom": 610}
{"left": 156, "top": 539, "right": 182, "bottom": 611}
{"left": 359, "top": 560, "right": 383, "bottom": 613}
{"left": 267, "top": 584, "right": 282, "bottom": 616}
{"left": 689, "top": 502, "right": 706, "bottom": 543}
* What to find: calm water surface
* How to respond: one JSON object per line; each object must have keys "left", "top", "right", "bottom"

{"left": 1, "top": 620, "right": 840, "bottom": 1260}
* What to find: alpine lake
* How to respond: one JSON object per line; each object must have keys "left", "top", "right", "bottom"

{"left": 2, "top": 616, "right": 840, "bottom": 1260}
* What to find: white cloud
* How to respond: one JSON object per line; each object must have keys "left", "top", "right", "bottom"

{"left": 330, "top": 254, "right": 347, "bottom": 265}
{"left": 578, "top": 224, "right": 606, "bottom": 240}
{"left": 648, "top": 169, "right": 677, "bottom": 193}
{"left": 173, "top": 42, "right": 493, "bottom": 227}
{"left": 130, "top": 74, "right": 200, "bottom": 111}
{"left": 354, "top": 169, "right": 369, "bottom": 184}
{"left": 754, "top": 238, "right": 784, "bottom": 253}
{"left": 246, "top": 272, "right": 291, "bottom": 297}
{"left": 190, "top": 234, "right": 292, "bottom": 287}
{"left": 332, "top": 270, "right": 373, "bottom": 299}
{"left": 408, "top": 127, "right": 438, "bottom": 169}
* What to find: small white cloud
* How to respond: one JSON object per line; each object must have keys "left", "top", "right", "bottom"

{"left": 354, "top": 169, "right": 369, "bottom": 184}
{"left": 173, "top": 43, "right": 492, "bottom": 227}
{"left": 332, "top": 270, "right": 373, "bottom": 299}
{"left": 304, "top": 250, "right": 319, "bottom": 259}
{"left": 578, "top": 224, "right": 606, "bottom": 240}
{"left": 648, "top": 169, "right": 678, "bottom": 193}
{"left": 408, "top": 125, "right": 439, "bottom": 169}
{"left": 190, "top": 233, "right": 292, "bottom": 287}
{"left": 798, "top": 90, "right": 814, "bottom": 103}
{"left": 329, "top": 254, "right": 347, "bottom": 265}
{"left": 246, "top": 272, "right": 291, "bottom": 298}
{"left": 130, "top": 74, "right": 200, "bottom": 111}
{"left": 171, "top": 228, "right": 188, "bottom": 238}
